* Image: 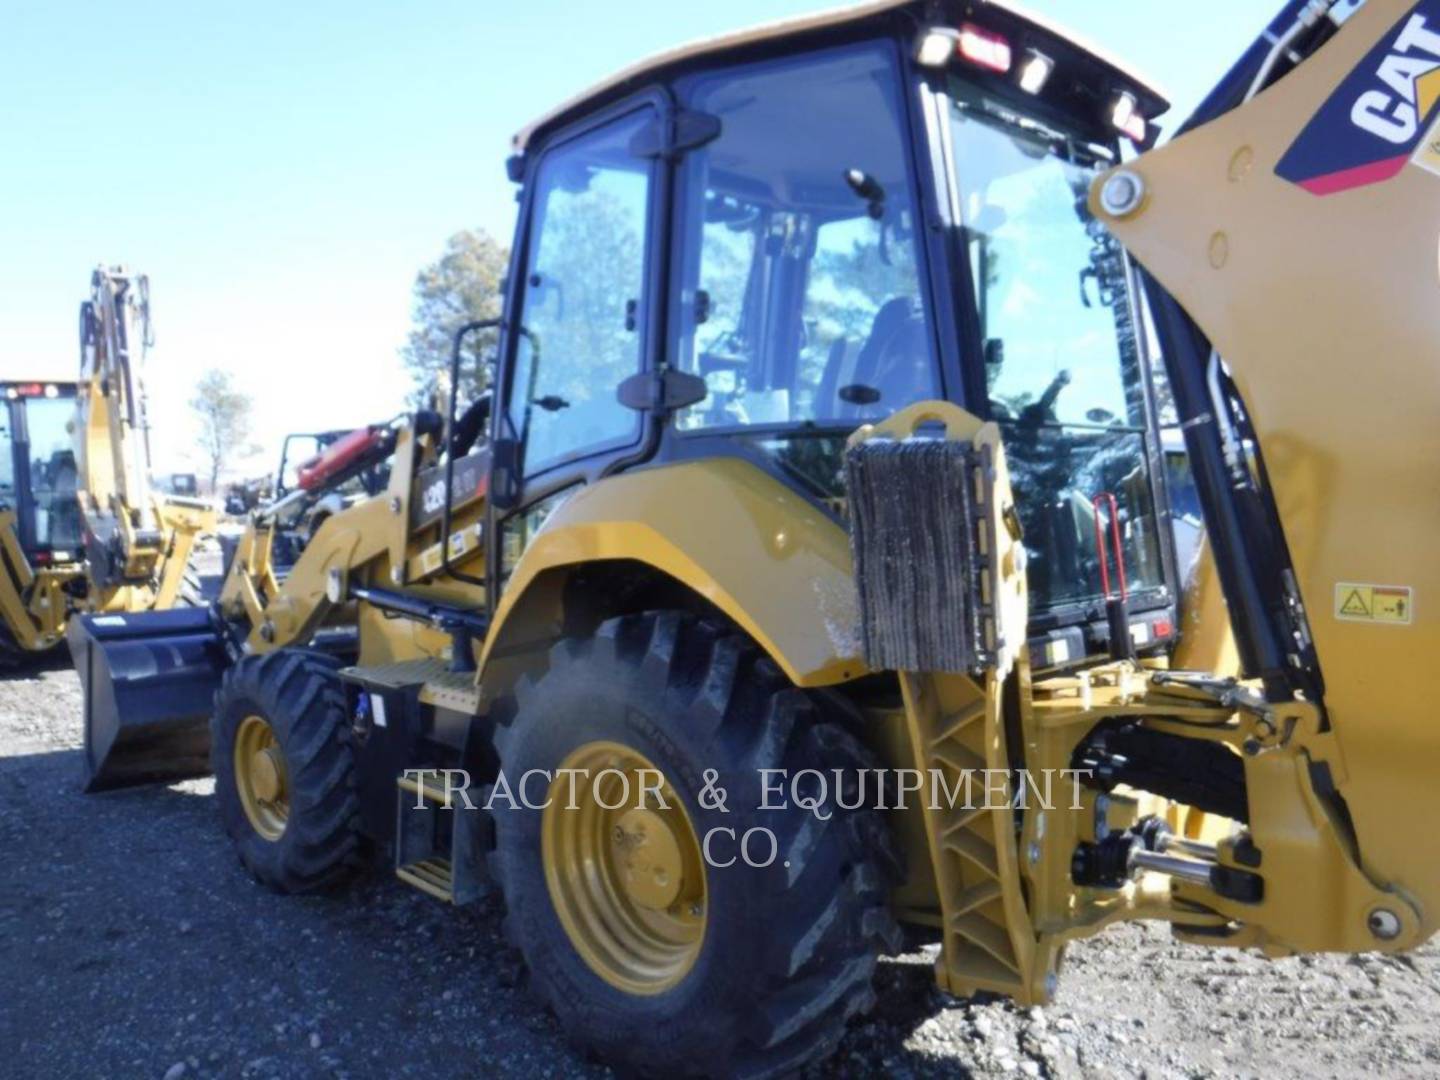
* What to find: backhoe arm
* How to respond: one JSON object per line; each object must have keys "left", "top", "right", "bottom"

{"left": 1094, "top": 0, "right": 1440, "bottom": 938}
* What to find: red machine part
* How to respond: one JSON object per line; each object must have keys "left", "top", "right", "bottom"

{"left": 297, "top": 427, "right": 386, "bottom": 493}
{"left": 1091, "top": 492, "right": 1128, "bottom": 601}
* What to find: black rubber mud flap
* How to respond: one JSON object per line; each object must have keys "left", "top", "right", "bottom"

{"left": 69, "top": 607, "right": 229, "bottom": 792}
{"left": 846, "top": 439, "right": 983, "bottom": 674}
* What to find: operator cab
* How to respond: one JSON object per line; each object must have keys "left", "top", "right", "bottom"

{"left": 0, "top": 381, "right": 82, "bottom": 565}
{"left": 497, "top": 0, "right": 1176, "bottom": 668}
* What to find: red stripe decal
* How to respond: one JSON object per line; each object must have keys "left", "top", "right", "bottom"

{"left": 1298, "top": 153, "right": 1410, "bottom": 196}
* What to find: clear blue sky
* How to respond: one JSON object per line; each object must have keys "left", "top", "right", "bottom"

{"left": 0, "top": 0, "right": 1270, "bottom": 479}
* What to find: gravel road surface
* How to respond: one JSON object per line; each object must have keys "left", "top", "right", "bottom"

{"left": 3, "top": 663, "right": 1438, "bottom": 1079}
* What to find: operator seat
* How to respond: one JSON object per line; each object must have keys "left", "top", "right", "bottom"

{"left": 815, "top": 296, "right": 930, "bottom": 421}
{"left": 848, "top": 296, "right": 930, "bottom": 417}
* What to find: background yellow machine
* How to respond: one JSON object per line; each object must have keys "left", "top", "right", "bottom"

{"left": 0, "top": 267, "right": 211, "bottom": 662}
{"left": 71, "top": 1, "right": 1440, "bottom": 1075}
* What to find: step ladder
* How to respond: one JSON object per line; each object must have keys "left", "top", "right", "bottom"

{"left": 394, "top": 770, "right": 490, "bottom": 905}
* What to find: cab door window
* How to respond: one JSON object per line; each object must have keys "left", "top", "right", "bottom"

{"left": 509, "top": 110, "right": 654, "bottom": 476}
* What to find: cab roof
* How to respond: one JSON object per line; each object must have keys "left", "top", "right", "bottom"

{"left": 513, "top": 0, "right": 1170, "bottom": 151}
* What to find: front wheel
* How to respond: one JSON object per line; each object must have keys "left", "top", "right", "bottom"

{"left": 212, "top": 649, "right": 364, "bottom": 892}
{"left": 490, "top": 612, "right": 902, "bottom": 1078}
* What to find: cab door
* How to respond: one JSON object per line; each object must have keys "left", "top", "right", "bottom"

{"left": 499, "top": 103, "right": 661, "bottom": 514}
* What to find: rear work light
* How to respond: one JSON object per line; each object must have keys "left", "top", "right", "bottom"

{"left": 1111, "top": 91, "right": 1147, "bottom": 142}
{"left": 1018, "top": 50, "right": 1053, "bottom": 94}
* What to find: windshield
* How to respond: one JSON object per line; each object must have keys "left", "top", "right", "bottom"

{"left": 949, "top": 96, "right": 1164, "bottom": 612}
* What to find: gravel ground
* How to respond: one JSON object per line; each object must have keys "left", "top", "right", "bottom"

{"left": 3, "top": 663, "right": 1438, "bottom": 1079}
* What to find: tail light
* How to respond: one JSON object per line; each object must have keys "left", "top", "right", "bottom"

{"left": 958, "top": 23, "right": 1013, "bottom": 74}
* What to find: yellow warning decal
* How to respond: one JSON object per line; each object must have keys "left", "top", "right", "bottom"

{"left": 1334, "top": 583, "right": 1413, "bottom": 625}
{"left": 1411, "top": 113, "right": 1440, "bottom": 180}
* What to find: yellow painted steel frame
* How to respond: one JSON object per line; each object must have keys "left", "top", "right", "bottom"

{"left": 0, "top": 493, "right": 212, "bottom": 653}
{"left": 0, "top": 509, "right": 79, "bottom": 651}
{"left": 84, "top": 495, "right": 215, "bottom": 615}
{"left": 219, "top": 424, "right": 458, "bottom": 662}
{"left": 1091, "top": 0, "right": 1440, "bottom": 948}
{"left": 848, "top": 404, "right": 1046, "bottom": 1001}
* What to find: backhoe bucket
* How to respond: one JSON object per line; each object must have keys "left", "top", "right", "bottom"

{"left": 69, "top": 607, "right": 229, "bottom": 792}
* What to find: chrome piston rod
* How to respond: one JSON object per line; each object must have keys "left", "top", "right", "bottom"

{"left": 1130, "top": 849, "right": 1216, "bottom": 887}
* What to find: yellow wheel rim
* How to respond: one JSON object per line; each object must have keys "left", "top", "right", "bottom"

{"left": 542, "top": 741, "right": 707, "bottom": 995}
{"left": 234, "top": 714, "right": 290, "bottom": 841}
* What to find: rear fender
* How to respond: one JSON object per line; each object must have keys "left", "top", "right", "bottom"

{"left": 478, "top": 458, "right": 866, "bottom": 689}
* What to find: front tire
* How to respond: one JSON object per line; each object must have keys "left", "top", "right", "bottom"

{"left": 212, "top": 649, "right": 363, "bottom": 892}
{"left": 490, "top": 612, "right": 902, "bottom": 1078}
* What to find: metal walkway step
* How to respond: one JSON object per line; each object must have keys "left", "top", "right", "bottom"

{"left": 396, "top": 858, "right": 455, "bottom": 902}
{"left": 393, "top": 770, "right": 490, "bottom": 905}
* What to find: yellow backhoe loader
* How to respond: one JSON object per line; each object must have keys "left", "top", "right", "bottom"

{"left": 0, "top": 267, "right": 212, "bottom": 661}
{"left": 71, "top": 1, "right": 1440, "bottom": 1074}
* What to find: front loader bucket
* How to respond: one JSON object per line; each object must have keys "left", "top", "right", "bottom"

{"left": 69, "top": 607, "right": 229, "bottom": 792}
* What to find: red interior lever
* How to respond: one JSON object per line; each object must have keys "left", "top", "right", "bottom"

{"left": 1091, "top": 492, "right": 1128, "bottom": 601}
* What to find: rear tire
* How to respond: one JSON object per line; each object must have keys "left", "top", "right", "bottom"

{"left": 490, "top": 612, "right": 902, "bottom": 1078}
{"left": 212, "top": 649, "right": 364, "bottom": 892}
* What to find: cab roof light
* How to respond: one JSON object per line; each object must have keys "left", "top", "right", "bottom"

{"left": 958, "top": 23, "right": 1012, "bottom": 74}
{"left": 1111, "top": 91, "right": 1147, "bottom": 142}
{"left": 914, "top": 27, "right": 960, "bottom": 68}
{"left": 1018, "top": 50, "right": 1053, "bottom": 95}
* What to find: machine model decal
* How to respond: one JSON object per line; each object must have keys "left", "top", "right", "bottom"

{"left": 1276, "top": 2, "right": 1440, "bottom": 195}
{"left": 1334, "top": 582, "right": 1414, "bottom": 624}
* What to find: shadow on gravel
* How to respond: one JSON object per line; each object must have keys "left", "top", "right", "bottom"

{"left": 0, "top": 649, "right": 72, "bottom": 680}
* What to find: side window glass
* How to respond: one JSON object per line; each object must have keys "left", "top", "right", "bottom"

{"left": 510, "top": 111, "right": 652, "bottom": 475}
{"left": 674, "top": 45, "right": 937, "bottom": 430}
{"left": 0, "top": 411, "right": 13, "bottom": 501}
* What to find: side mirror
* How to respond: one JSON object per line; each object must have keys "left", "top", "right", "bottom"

{"left": 617, "top": 369, "right": 708, "bottom": 413}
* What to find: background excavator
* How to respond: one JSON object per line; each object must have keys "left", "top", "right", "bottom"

{"left": 0, "top": 267, "right": 212, "bottom": 662}
{"left": 68, "top": 1, "right": 1440, "bottom": 1075}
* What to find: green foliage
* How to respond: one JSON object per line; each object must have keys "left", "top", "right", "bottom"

{"left": 190, "top": 369, "right": 253, "bottom": 490}
{"left": 402, "top": 229, "right": 510, "bottom": 405}
{"left": 809, "top": 231, "right": 919, "bottom": 342}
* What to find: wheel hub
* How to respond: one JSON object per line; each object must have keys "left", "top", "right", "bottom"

{"left": 234, "top": 714, "right": 290, "bottom": 842}
{"left": 542, "top": 741, "right": 707, "bottom": 995}
{"left": 249, "top": 747, "right": 285, "bottom": 802}
{"left": 612, "top": 806, "right": 685, "bottom": 911}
